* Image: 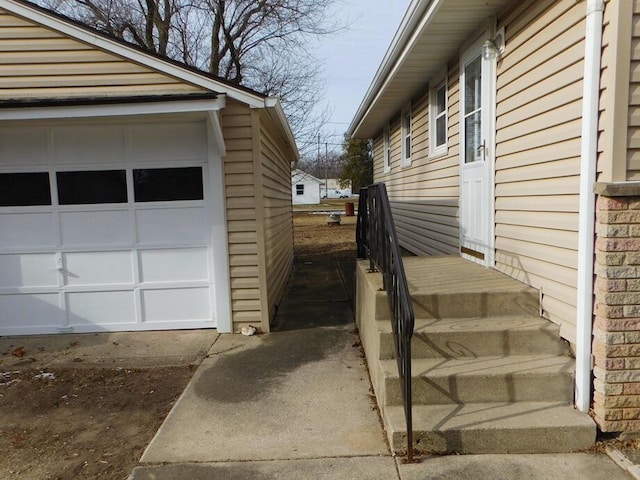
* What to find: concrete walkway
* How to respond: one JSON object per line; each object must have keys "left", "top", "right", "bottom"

{"left": 130, "top": 259, "right": 632, "bottom": 480}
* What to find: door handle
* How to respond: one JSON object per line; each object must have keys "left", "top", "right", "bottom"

{"left": 56, "top": 253, "right": 64, "bottom": 272}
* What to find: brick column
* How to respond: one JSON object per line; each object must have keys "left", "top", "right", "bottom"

{"left": 593, "top": 182, "right": 640, "bottom": 432}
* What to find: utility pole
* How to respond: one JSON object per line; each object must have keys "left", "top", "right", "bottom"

{"left": 325, "top": 142, "right": 328, "bottom": 196}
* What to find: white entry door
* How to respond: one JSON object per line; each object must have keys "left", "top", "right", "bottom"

{"left": 460, "top": 35, "right": 496, "bottom": 266}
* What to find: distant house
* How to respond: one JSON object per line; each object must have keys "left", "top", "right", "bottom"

{"left": 321, "top": 178, "right": 352, "bottom": 198}
{"left": 348, "top": 0, "right": 640, "bottom": 434}
{"left": 0, "top": 0, "right": 297, "bottom": 336}
{"left": 291, "top": 169, "right": 322, "bottom": 205}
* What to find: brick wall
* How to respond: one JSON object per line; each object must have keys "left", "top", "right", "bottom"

{"left": 593, "top": 187, "right": 640, "bottom": 432}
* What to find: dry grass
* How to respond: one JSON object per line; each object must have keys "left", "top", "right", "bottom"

{"left": 293, "top": 208, "right": 357, "bottom": 263}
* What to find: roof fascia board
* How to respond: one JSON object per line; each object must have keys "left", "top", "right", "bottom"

{"left": 0, "top": 96, "right": 226, "bottom": 121}
{"left": 0, "top": 0, "right": 265, "bottom": 108}
{"left": 349, "top": 0, "right": 443, "bottom": 137}
{"left": 263, "top": 97, "right": 300, "bottom": 161}
{"left": 293, "top": 169, "right": 322, "bottom": 184}
{"left": 207, "top": 110, "right": 227, "bottom": 157}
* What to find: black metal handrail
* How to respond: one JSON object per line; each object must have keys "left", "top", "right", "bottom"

{"left": 356, "top": 183, "right": 415, "bottom": 462}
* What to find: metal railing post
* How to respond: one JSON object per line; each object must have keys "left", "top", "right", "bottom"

{"left": 355, "top": 183, "right": 415, "bottom": 462}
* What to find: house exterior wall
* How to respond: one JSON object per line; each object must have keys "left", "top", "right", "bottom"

{"left": 372, "top": 66, "right": 461, "bottom": 257}
{"left": 592, "top": 187, "right": 640, "bottom": 432}
{"left": 220, "top": 102, "right": 293, "bottom": 333}
{"left": 627, "top": 1, "right": 640, "bottom": 179}
{"left": 591, "top": 0, "right": 640, "bottom": 433}
{"left": 493, "top": 0, "right": 586, "bottom": 342}
{"left": 371, "top": 0, "right": 586, "bottom": 342}
{"left": 220, "top": 101, "right": 264, "bottom": 332}
{"left": 258, "top": 109, "right": 294, "bottom": 325}
{"left": 0, "top": 7, "right": 206, "bottom": 98}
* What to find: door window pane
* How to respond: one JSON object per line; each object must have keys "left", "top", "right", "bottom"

{"left": 464, "top": 55, "right": 482, "bottom": 163}
{"left": 465, "top": 56, "right": 482, "bottom": 114}
{"left": 0, "top": 172, "right": 51, "bottom": 206}
{"left": 465, "top": 111, "right": 482, "bottom": 163}
{"left": 133, "top": 167, "right": 203, "bottom": 202}
{"left": 57, "top": 170, "right": 127, "bottom": 205}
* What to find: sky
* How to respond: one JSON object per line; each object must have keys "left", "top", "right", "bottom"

{"left": 311, "top": 0, "right": 412, "bottom": 154}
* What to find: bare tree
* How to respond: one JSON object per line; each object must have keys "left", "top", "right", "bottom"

{"left": 35, "top": 0, "right": 340, "bottom": 154}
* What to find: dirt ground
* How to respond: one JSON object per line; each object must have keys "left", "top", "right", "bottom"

{"left": 293, "top": 200, "right": 358, "bottom": 262}
{"left": 0, "top": 367, "right": 193, "bottom": 479}
{"left": 0, "top": 203, "right": 357, "bottom": 480}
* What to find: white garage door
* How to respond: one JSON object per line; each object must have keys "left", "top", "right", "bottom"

{"left": 0, "top": 120, "right": 221, "bottom": 335}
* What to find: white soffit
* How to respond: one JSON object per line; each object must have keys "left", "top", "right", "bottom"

{"left": 350, "top": 0, "right": 510, "bottom": 138}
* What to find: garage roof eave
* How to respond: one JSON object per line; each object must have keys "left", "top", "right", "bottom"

{"left": 0, "top": 95, "right": 227, "bottom": 121}
{"left": 0, "top": 92, "right": 219, "bottom": 109}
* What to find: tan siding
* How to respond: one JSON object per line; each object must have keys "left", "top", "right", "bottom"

{"left": 221, "top": 101, "right": 264, "bottom": 332}
{"left": 373, "top": 66, "right": 460, "bottom": 256}
{"left": 0, "top": 8, "right": 206, "bottom": 99}
{"left": 495, "top": 0, "right": 585, "bottom": 339}
{"left": 258, "top": 110, "right": 294, "bottom": 324}
{"left": 628, "top": 1, "right": 640, "bottom": 176}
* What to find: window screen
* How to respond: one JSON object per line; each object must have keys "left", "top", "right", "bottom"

{"left": 133, "top": 167, "right": 203, "bottom": 202}
{"left": 0, "top": 172, "right": 51, "bottom": 207}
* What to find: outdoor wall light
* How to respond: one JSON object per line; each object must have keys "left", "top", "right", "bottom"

{"left": 482, "top": 40, "right": 497, "bottom": 60}
{"left": 483, "top": 27, "right": 506, "bottom": 61}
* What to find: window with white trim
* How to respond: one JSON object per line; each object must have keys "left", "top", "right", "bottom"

{"left": 383, "top": 125, "right": 391, "bottom": 173}
{"left": 401, "top": 106, "right": 412, "bottom": 166}
{"left": 429, "top": 79, "right": 448, "bottom": 157}
{"left": 296, "top": 184, "right": 304, "bottom": 195}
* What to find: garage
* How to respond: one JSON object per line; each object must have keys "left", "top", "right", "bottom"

{"left": 0, "top": 118, "right": 229, "bottom": 335}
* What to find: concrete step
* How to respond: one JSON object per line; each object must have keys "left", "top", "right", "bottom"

{"left": 384, "top": 402, "right": 596, "bottom": 454}
{"left": 403, "top": 256, "right": 540, "bottom": 319}
{"left": 379, "top": 355, "right": 574, "bottom": 405}
{"left": 411, "top": 289, "right": 540, "bottom": 319}
{"left": 378, "top": 315, "right": 568, "bottom": 360}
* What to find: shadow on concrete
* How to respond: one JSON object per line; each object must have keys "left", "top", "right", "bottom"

{"left": 270, "top": 257, "right": 357, "bottom": 332}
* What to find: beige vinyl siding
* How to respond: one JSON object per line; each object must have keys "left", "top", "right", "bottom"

{"left": 222, "top": 101, "right": 264, "bottom": 332}
{"left": 0, "top": 8, "right": 205, "bottom": 99}
{"left": 494, "top": 0, "right": 585, "bottom": 342}
{"left": 627, "top": 0, "right": 640, "bottom": 178}
{"left": 373, "top": 66, "right": 460, "bottom": 256}
{"left": 258, "top": 110, "right": 294, "bottom": 324}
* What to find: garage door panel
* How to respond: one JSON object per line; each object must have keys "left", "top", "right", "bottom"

{"left": 0, "top": 212, "right": 57, "bottom": 249}
{"left": 0, "top": 293, "right": 64, "bottom": 328}
{"left": 64, "top": 251, "right": 134, "bottom": 286}
{"left": 141, "top": 287, "right": 211, "bottom": 323}
{"left": 139, "top": 248, "right": 209, "bottom": 283}
{"left": 0, "top": 127, "right": 48, "bottom": 166}
{"left": 0, "top": 119, "right": 221, "bottom": 335}
{"left": 136, "top": 207, "right": 208, "bottom": 245}
{"left": 66, "top": 290, "right": 136, "bottom": 326}
{"left": 0, "top": 253, "right": 58, "bottom": 288}
{"left": 129, "top": 123, "right": 207, "bottom": 162}
{"left": 60, "top": 210, "right": 131, "bottom": 246}
{"left": 53, "top": 126, "right": 125, "bottom": 165}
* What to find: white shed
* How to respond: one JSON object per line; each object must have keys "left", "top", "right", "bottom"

{"left": 291, "top": 169, "right": 322, "bottom": 205}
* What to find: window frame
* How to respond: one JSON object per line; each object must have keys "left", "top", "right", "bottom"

{"left": 401, "top": 105, "right": 412, "bottom": 167}
{"left": 383, "top": 124, "right": 391, "bottom": 173}
{"left": 429, "top": 76, "right": 448, "bottom": 158}
{"left": 296, "top": 183, "right": 304, "bottom": 196}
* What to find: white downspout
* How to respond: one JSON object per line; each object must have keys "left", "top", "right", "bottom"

{"left": 576, "top": 0, "right": 604, "bottom": 413}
